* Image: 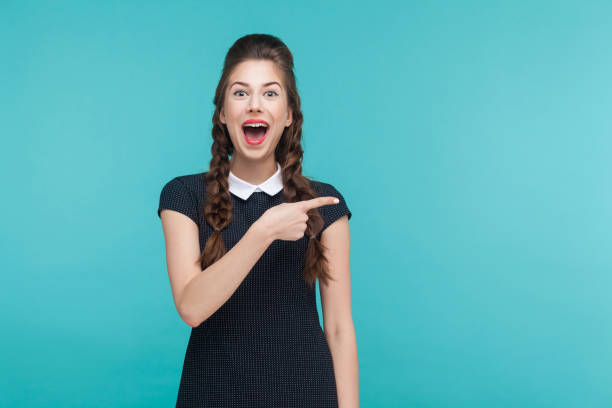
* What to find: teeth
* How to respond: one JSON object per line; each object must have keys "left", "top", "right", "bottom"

{"left": 244, "top": 123, "right": 267, "bottom": 128}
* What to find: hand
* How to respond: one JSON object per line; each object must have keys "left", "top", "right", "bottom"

{"left": 256, "top": 196, "right": 340, "bottom": 241}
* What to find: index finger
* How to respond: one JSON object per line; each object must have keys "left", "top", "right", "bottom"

{"left": 300, "top": 196, "right": 340, "bottom": 211}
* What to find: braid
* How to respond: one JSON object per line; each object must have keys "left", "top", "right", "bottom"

{"left": 277, "top": 113, "right": 335, "bottom": 290}
{"left": 196, "top": 117, "right": 233, "bottom": 270}
{"left": 197, "top": 33, "right": 337, "bottom": 290}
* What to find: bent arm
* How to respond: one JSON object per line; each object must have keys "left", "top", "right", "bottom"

{"left": 181, "top": 221, "right": 273, "bottom": 327}
{"left": 160, "top": 210, "right": 274, "bottom": 327}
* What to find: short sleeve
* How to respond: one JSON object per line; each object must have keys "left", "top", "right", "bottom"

{"left": 157, "top": 177, "right": 200, "bottom": 226}
{"left": 315, "top": 183, "right": 352, "bottom": 240}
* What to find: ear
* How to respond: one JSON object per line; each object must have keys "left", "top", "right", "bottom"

{"left": 285, "top": 110, "right": 293, "bottom": 127}
{"left": 220, "top": 108, "right": 226, "bottom": 124}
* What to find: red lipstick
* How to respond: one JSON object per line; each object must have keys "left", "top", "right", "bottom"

{"left": 242, "top": 119, "right": 270, "bottom": 145}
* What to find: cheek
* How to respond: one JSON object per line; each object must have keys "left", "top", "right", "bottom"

{"left": 224, "top": 107, "right": 238, "bottom": 121}
{"left": 224, "top": 100, "right": 244, "bottom": 119}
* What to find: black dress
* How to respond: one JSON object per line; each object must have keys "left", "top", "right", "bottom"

{"left": 157, "top": 171, "right": 352, "bottom": 407}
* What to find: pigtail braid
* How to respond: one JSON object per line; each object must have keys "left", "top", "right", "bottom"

{"left": 197, "top": 33, "right": 337, "bottom": 290}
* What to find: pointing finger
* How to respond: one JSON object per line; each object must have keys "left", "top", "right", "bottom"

{"left": 301, "top": 196, "right": 339, "bottom": 211}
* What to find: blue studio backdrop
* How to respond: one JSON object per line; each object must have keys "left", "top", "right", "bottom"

{"left": 1, "top": 1, "right": 611, "bottom": 407}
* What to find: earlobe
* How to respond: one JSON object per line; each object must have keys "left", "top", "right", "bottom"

{"left": 220, "top": 109, "right": 225, "bottom": 124}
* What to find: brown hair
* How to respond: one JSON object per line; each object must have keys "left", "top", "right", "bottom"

{"left": 196, "top": 33, "right": 334, "bottom": 290}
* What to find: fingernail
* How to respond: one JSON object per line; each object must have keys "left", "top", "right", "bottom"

{"left": 334, "top": 198, "right": 339, "bottom": 203}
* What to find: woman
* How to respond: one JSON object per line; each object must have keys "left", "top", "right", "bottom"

{"left": 158, "top": 33, "right": 358, "bottom": 407}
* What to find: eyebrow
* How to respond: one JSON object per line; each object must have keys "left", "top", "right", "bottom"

{"left": 230, "top": 81, "right": 282, "bottom": 88}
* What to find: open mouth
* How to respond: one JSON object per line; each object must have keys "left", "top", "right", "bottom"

{"left": 242, "top": 124, "right": 269, "bottom": 145}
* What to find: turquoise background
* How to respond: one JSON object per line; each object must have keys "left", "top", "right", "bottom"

{"left": 1, "top": 1, "right": 610, "bottom": 407}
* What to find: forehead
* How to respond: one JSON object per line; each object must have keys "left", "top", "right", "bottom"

{"left": 228, "top": 59, "right": 284, "bottom": 87}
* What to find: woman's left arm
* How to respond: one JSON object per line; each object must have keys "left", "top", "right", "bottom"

{"left": 320, "top": 216, "right": 359, "bottom": 408}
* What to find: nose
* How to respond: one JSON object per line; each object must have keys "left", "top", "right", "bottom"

{"left": 247, "top": 93, "right": 263, "bottom": 112}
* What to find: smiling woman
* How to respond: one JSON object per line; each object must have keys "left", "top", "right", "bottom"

{"left": 219, "top": 58, "right": 293, "bottom": 159}
{"left": 157, "top": 33, "right": 357, "bottom": 407}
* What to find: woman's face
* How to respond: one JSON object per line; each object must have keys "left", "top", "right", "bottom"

{"left": 220, "top": 59, "right": 293, "bottom": 161}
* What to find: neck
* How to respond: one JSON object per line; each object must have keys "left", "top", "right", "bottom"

{"left": 229, "top": 156, "right": 277, "bottom": 185}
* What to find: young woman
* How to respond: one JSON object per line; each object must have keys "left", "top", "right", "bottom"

{"left": 157, "top": 34, "right": 358, "bottom": 407}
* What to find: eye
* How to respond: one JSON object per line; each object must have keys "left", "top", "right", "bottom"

{"left": 232, "top": 89, "right": 279, "bottom": 97}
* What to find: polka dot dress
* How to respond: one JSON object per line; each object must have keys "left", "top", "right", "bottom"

{"left": 157, "top": 171, "right": 352, "bottom": 407}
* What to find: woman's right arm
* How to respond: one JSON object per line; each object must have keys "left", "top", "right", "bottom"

{"left": 159, "top": 195, "right": 337, "bottom": 328}
{"left": 159, "top": 210, "right": 274, "bottom": 328}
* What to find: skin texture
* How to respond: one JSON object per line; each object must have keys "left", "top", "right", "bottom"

{"left": 160, "top": 59, "right": 359, "bottom": 407}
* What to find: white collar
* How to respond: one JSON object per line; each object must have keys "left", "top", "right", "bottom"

{"left": 228, "top": 161, "right": 283, "bottom": 200}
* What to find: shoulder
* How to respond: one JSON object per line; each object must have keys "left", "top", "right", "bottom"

{"left": 306, "top": 176, "right": 351, "bottom": 216}
{"left": 161, "top": 171, "right": 208, "bottom": 200}
{"left": 306, "top": 177, "right": 343, "bottom": 199}
{"left": 306, "top": 177, "right": 352, "bottom": 239}
{"left": 157, "top": 171, "right": 208, "bottom": 226}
